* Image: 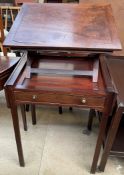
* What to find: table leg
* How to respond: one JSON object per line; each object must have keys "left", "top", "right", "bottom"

{"left": 90, "top": 91, "right": 115, "bottom": 173}
{"left": 59, "top": 106, "right": 63, "bottom": 114}
{"left": 25, "top": 104, "right": 30, "bottom": 112}
{"left": 31, "top": 104, "right": 36, "bottom": 125}
{"left": 26, "top": 52, "right": 31, "bottom": 79}
{"left": 20, "top": 104, "right": 27, "bottom": 131}
{"left": 69, "top": 107, "right": 73, "bottom": 111}
{"left": 83, "top": 109, "right": 95, "bottom": 135}
{"left": 87, "top": 109, "right": 96, "bottom": 131}
{"left": 90, "top": 113, "right": 108, "bottom": 174}
{"left": 99, "top": 105, "right": 124, "bottom": 171}
{"left": 10, "top": 104, "right": 25, "bottom": 166}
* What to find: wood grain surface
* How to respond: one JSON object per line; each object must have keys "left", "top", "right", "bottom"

{"left": 3, "top": 3, "right": 122, "bottom": 51}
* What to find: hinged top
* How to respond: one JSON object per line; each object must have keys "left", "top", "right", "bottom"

{"left": 3, "top": 3, "right": 122, "bottom": 51}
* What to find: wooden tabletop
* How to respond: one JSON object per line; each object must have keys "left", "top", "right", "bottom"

{"left": 3, "top": 3, "right": 122, "bottom": 51}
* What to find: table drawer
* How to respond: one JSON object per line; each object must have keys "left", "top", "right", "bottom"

{"left": 14, "top": 91, "right": 105, "bottom": 109}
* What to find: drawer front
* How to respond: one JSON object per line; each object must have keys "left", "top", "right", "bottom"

{"left": 14, "top": 91, "right": 105, "bottom": 109}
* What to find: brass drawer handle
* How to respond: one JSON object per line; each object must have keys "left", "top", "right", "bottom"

{"left": 32, "top": 95, "right": 37, "bottom": 100}
{"left": 81, "top": 98, "right": 86, "bottom": 104}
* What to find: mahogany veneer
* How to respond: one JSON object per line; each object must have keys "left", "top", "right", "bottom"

{"left": 3, "top": 3, "right": 122, "bottom": 174}
{"left": 0, "top": 56, "right": 20, "bottom": 90}
{"left": 97, "top": 55, "right": 124, "bottom": 171}
{"left": 4, "top": 54, "right": 116, "bottom": 174}
{"left": 4, "top": 3, "right": 121, "bottom": 51}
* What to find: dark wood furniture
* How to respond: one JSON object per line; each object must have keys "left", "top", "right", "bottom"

{"left": 98, "top": 55, "right": 124, "bottom": 171}
{"left": 87, "top": 55, "right": 124, "bottom": 160}
{"left": 3, "top": 3, "right": 122, "bottom": 174}
{"left": 107, "top": 57, "right": 124, "bottom": 158}
{"left": 110, "top": 114, "right": 124, "bottom": 157}
{"left": 4, "top": 3, "right": 121, "bottom": 51}
{"left": 3, "top": 3, "right": 122, "bottom": 81}
{"left": 0, "top": 11, "right": 28, "bottom": 130}
{"left": 0, "top": 2, "right": 20, "bottom": 99}
{"left": 0, "top": 55, "right": 20, "bottom": 90}
{"left": 4, "top": 53, "right": 115, "bottom": 174}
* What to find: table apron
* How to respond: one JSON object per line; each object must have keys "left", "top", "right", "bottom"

{"left": 14, "top": 91, "right": 106, "bottom": 111}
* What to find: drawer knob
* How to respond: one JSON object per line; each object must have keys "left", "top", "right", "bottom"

{"left": 81, "top": 98, "right": 86, "bottom": 104}
{"left": 32, "top": 95, "right": 37, "bottom": 100}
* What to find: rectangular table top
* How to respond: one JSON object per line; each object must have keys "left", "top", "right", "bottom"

{"left": 3, "top": 3, "right": 122, "bottom": 51}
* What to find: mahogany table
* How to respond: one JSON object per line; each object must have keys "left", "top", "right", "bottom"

{"left": 3, "top": 3, "right": 122, "bottom": 174}
{"left": 98, "top": 55, "right": 124, "bottom": 171}
{"left": 3, "top": 3, "right": 122, "bottom": 79}
{"left": 4, "top": 53, "right": 115, "bottom": 174}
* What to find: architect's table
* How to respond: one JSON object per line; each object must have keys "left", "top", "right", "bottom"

{"left": 3, "top": 3, "right": 122, "bottom": 174}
